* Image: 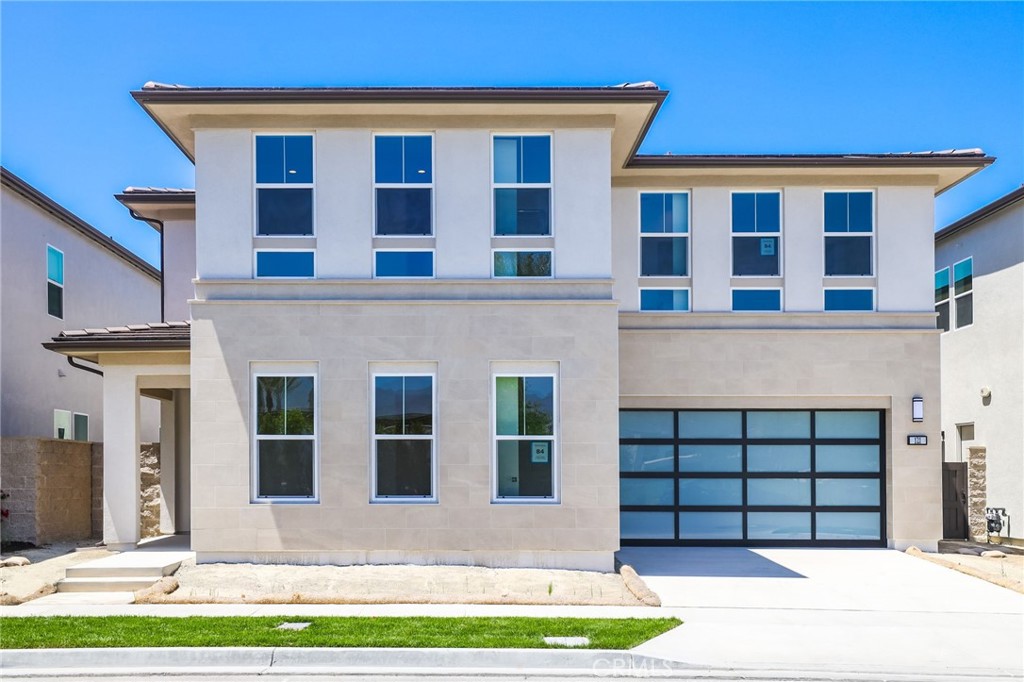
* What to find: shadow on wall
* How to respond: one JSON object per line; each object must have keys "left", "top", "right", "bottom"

{"left": 616, "top": 547, "right": 807, "bottom": 578}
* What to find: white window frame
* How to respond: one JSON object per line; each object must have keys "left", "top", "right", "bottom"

{"left": 822, "top": 189, "right": 875, "bottom": 278}
{"left": 372, "top": 249, "right": 436, "bottom": 279}
{"left": 822, "top": 287, "right": 876, "bottom": 312}
{"left": 730, "top": 287, "right": 784, "bottom": 313}
{"left": 253, "top": 249, "right": 316, "bottom": 279}
{"left": 252, "top": 132, "right": 316, "bottom": 238}
{"left": 370, "top": 372, "right": 438, "bottom": 504}
{"left": 638, "top": 190, "right": 691, "bottom": 279}
{"left": 935, "top": 266, "right": 951, "bottom": 333}
{"left": 491, "top": 372, "right": 560, "bottom": 504}
{"left": 46, "top": 244, "right": 64, "bottom": 320}
{"left": 639, "top": 287, "right": 691, "bottom": 312}
{"left": 251, "top": 368, "right": 319, "bottom": 504}
{"left": 73, "top": 412, "right": 89, "bottom": 442}
{"left": 491, "top": 248, "right": 555, "bottom": 278}
{"left": 491, "top": 133, "right": 554, "bottom": 238}
{"left": 53, "top": 409, "right": 72, "bottom": 440}
{"left": 729, "top": 190, "right": 782, "bottom": 278}
{"left": 952, "top": 256, "right": 974, "bottom": 330}
{"left": 372, "top": 132, "right": 436, "bottom": 238}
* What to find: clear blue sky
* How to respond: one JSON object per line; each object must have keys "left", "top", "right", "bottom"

{"left": 2, "top": 1, "right": 1021, "bottom": 267}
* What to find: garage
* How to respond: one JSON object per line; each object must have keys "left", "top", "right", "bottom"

{"left": 620, "top": 409, "right": 885, "bottom": 546}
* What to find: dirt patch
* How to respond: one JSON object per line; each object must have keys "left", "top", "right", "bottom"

{"left": 907, "top": 547, "right": 1024, "bottom": 593}
{"left": 0, "top": 542, "right": 113, "bottom": 604}
{"left": 142, "top": 560, "right": 647, "bottom": 606}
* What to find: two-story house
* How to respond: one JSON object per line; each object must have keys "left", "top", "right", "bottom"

{"left": 44, "top": 83, "right": 992, "bottom": 568}
{"left": 935, "top": 186, "right": 1023, "bottom": 545}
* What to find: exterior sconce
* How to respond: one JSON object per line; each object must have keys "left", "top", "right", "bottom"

{"left": 912, "top": 396, "right": 924, "bottom": 422}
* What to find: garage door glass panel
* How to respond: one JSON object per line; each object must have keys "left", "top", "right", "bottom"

{"left": 815, "top": 512, "right": 880, "bottom": 540}
{"left": 679, "top": 411, "right": 742, "bottom": 438}
{"left": 621, "top": 512, "right": 675, "bottom": 540}
{"left": 679, "top": 512, "right": 743, "bottom": 539}
{"left": 747, "top": 445, "right": 810, "bottom": 472}
{"left": 620, "top": 411, "right": 674, "bottom": 439}
{"left": 817, "top": 445, "right": 879, "bottom": 472}
{"left": 748, "top": 478, "right": 811, "bottom": 506}
{"left": 747, "top": 411, "right": 810, "bottom": 438}
{"left": 620, "top": 444, "right": 674, "bottom": 472}
{"left": 748, "top": 512, "right": 811, "bottom": 540}
{"left": 678, "top": 444, "right": 742, "bottom": 472}
{"left": 816, "top": 411, "right": 879, "bottom": 438}
{"left": 816, "top": 479, "right": 880, "bottom": 506}
{"left": 679, "top": 479, "right": 742, "bottom": 506}
{"left": 620, "top": 478, "right": 674, "bottom": 506}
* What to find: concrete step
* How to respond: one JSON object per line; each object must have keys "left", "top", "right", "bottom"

{"left": 66, "top": 560, "right": 182, "bottom": 579}
{"left": 56, "top": 577, "right": 158, "bottom": 593}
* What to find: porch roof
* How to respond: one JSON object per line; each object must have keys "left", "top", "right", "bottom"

{"left": 43, "top": 321, "right": 191, "bottom": 359}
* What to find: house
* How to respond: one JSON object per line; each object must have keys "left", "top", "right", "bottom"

{"left": 935, "top": 186, "right": 1024, "bottom": 546}
{"left": 43, "top": 83, "right": 993, "bottom": 568}
{"left": 1, "top": 167, "right": 160, "bottom": 543}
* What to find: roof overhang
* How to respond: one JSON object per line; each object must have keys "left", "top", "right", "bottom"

{"left": 936, "top": 185, "right": 1024, "bottom": 241}
{"left": 44, "top": 322, "right": 191, "bottom": 364}
{"left": 131, "top": 85, "right": 667, "bottom": 171}
{"left": 115, "top": 189, "right": 196, "bottom": 228}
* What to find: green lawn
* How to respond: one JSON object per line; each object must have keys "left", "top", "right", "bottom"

{"left": 0, "top": 616, "right": 680, "bottom": 650}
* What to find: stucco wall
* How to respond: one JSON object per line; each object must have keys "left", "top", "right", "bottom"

{"left": 937, "top": 200, "right": 1024, "bottom": 540}
{"left": 0, "top": 186, "right": 161, "bottom": 440}
{"left": 189, "top": 299, "right": 620, "bottom": 569}
{"left": 163, "top": 219, "right": 196, "bottom": 322}
{"left": 618, "top": 320, "right": 942, "bottom": 550}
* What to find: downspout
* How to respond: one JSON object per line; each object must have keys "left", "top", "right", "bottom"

{"left": 68, "top": 356, "right": 103, "bottom": 377}
{"left": 127, "top": 209, "right": 165, "bottom": 322}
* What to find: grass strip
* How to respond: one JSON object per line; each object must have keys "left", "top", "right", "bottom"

{"left": 0, "top": 616, "right": 680, "bottom": 650}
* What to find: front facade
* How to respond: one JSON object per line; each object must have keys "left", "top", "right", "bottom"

{"left": 46, "top": 83, "right": 992, "bottom": 567}
{"left": 935, "top": 187, "right": 1024, "bottom": 544}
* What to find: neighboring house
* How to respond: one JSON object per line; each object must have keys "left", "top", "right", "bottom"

{"left": 935, "top": 186, "right": 1024, "bottom": 545}
{"left": 1, "top": 167, "right": 161, "bottom": 443}
{"left": 44, "top": 83, "right": 993, "bottom": 568}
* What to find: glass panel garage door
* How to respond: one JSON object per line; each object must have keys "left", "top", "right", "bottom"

{"left": 620, "top": 410, "right": 885, "bottom": 546}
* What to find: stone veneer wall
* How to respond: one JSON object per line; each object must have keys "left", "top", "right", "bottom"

{"left": 967, "top": 445, "right": 988, "bottom": 541}
{"left": 89, "top": 442, "right": 161, "bottom": 539}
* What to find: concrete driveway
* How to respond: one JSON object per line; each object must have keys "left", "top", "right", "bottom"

{"left": 619, "top": 547, "right": 1024, "bottom": 679}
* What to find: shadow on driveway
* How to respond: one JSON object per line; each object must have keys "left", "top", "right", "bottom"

{"left": 616, "top": 547, "right": 806, "bottom": 578}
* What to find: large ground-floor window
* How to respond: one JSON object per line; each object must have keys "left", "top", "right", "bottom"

{"left": 619, "top": 409, "right": 885, "bottom": 546}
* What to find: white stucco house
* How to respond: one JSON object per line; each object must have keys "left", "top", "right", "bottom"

{"left": 935, "top": 186, "right": 1023, "bottom": 545}
{"left": 43, "top": 82, "right": 994, "bottom": 568}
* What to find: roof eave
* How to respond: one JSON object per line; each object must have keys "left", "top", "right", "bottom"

{"left": 936, "top": 185, "right": 1024, "bottom": 241}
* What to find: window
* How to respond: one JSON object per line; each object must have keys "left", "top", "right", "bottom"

{"left": 731, "top": 192, "right": 780, "bottom": 276}
{"left": 494, "top": 375, "right": 556, "bottom": 501}
{"left": 640, "top": 288, "right": 690, "bottom": 312}
{"left": 640, "top": 192, "right": 689, "bottom": 277}
{"left": 375, "top": 135, "right": 433, "bottom": 236}
{"left": 953, "top": 257, "right": 973, "bottom": 329}
{"left": 372, "top": 375, "right": 435, "bottom": 501}
{"left": 935, "top": 267, "right": 950, "bottom": 332}
{"left": 253, "top": 374, "right": 316, "bottom": 500}
{"left": 46, "top": 245, "right": 63, "bottom": 319}
{"left": 824, "top": 191, "right": 873, "bottom": 276}
{"left": 824, "top": 288, "right": 874, "bottom": 312}
{"left": 493, "top": 135, "right": 551, "bottom": 236}
{"left": 493, "top": 250, "right": 552, "bottom": 278}
{"left": 255, "top": 250, "right": 315, "bottom": 278}
{"left": 255, "top": 134, "right": 314, "bottom": 236}
{"left": 732, "top": 289, "right": 782, "bottom": 312}
{"left": 374, "top": 250, "right": 434, "bottom": 278}
{"left": 53, "top": 409, "right": 72, "bottom": 440}
{"left": 73, "top": 413, "right": 89, "bottom": 442}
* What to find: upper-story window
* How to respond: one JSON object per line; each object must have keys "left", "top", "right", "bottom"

{"left": 375, "top": 135, "right": 433, "bottom": 236}
{"left": 255, "top": 134, "right": 314, "bottom": 236}
{"left": 493, "top": 250, "right": 552, "bottom": 278}
{"left": 46, "top": 245, "right": 64, "bottom": 319}
{"left": 732, "top": 192, "right": 781, "bottom": 276}
{"left": 824, "top": 191, "right": 873, "bottom": 276}
{"left": 953, "top": 257, "right": 973, "bottom": 329}
{"left": 935, "top": 267, "right": 951, "bottom": 332}
{"left": 255, "top": 250, "right": 315, "bottom": 279}
{"left": 640, "top": 192, "right": 689, "bottom": 277}
{"left": 493, "top": 135, "right": 551, "bottom": 236}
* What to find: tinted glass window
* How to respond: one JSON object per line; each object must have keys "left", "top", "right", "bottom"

{"left": 374, "top": 136, "right": 404, "bottom": 183}
{"left": 641, "top": 237, "right": 688, "bottom": 276}
{"left": 73, "top": 413, "right": 89, "bottom": 442}
{"left": 954, "top": 258, "right": 973, "bottom": 295}
{"left": 621, "top": 478, "right": 674, "bottom": 506}
{"left": 496, "top": 439, "right": 553, "bottom": 497}
{"left": 257, "top": 188, "right": 313, "bottom": 235}
{"left": 375, "top": 251, "right": 434, "bottom": 277}
{"left": 732, "top": 236, "right": 779, "bottom": 276}
{"left": 732, "top": 289, "right": 781, "bottom": 312}
{"left": 47, "top": 282, "right": 63, "bottom": 319}
{"left": 824, "top": 289, "right": 874, "bottom": 311}
{"left": 732, "top": 192, "right": 779, "bottom": 232}
{"left": 640, "top": 289, "right": 689, "bottom": 311}
{"left": 496, "top": 376, "right": 553, "bottom": 436}
{"left": 816, "top": 411, "right": 879, "bottom": 439}
{"left": 847, "top": 192, "right": 873, "bottom": 232}
{"left": 258, "top": 440, "right": 315, "bottom": 498}
{"left": 494, "top": 188, "right": 551, "bottom": 235}
{"left": 256, "top": 251, "right": 315, "bottom": 278}
{"left": 936, "top": 301, "right": 950, "bottom": 332}
{"left": 256, "top": 135, "right": 313, "bottom": 184}
{"left": 494, "top": 135, "right": 550, "bottom": 184}
{"left": 620, "top": 411, "right": 674, "bottom": 439}
{"left": 376, "top": 439, "right": 432, "bottom": 497}
{"left": 732, "top": 193, "right": 756, "bottom": 232}
{"left": 747, "top": 411, "right": 810, "bottom": 438}
{"left": 493, "top": 251, "right": 551, "bottom": 277}
{"left": 376, "top": 188, "right": 432, "bottom": 235}
{"left": 47, "top": 246, "right": 64, "bottom": 284}
{"left": 955, "top": 293, "right": 973, "bottom": 327}
{"left": 935, "top": 268, "right": 950, "bottom": 302}
{"left": 375, "top": 135, "right": 432, "bottom": 184}
{"left": 824, "top": 192, "right": 849, "bottom": 232}
{"left": 641, "top": 193, "right": 688, "bottom": 233}
{"left": 824, "top": 236, "right": 872, "bottom": 276}
{"left": 256, "top": 376, "right": 315, "bottom": 435}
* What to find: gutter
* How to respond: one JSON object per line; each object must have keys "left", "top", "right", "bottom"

{"left": 67, "top": 356, "right": 103, "bottom": 377}
{"left": 126, "top": 209, "right": 165, "bottom": 322}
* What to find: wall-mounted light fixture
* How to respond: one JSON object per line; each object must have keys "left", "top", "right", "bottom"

{"left": 912, "top": 396, "right": 924, "bottom": 422}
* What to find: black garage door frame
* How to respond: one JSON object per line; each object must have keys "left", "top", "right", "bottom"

{"left": 620, "top": 408, "right": 887, "bottom": 548}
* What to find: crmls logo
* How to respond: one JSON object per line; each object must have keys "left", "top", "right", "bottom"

{"left": 592, "top": 656, "right": 675, "bottom": 677}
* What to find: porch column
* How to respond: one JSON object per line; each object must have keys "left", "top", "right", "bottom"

{"left": 159, "top": 397, "right": 177, "bottom": 535}
{"left": 102, "top": 365, "right": 141, "bottom": 550}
